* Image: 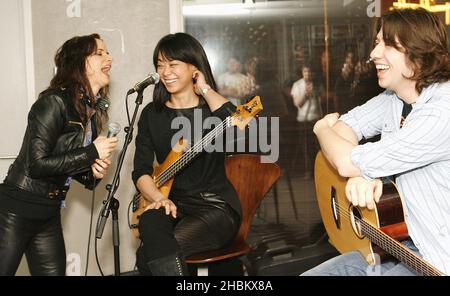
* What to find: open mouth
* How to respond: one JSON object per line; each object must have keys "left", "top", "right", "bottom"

{"left": 375, "top": 64, "right": 390, "bottom": 72}
{"left": 101, "top": 65, "right": 111, "bottom": 75}
{"left": 164, "top": 79, "right": 177, "bottom": 85}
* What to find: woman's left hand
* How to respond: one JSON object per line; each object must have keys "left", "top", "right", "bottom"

{"left": 91, "top": 158, "right": 111, "bottom": 179}
{"left": 193, "top": 70, "right": 210, "bottom": 96}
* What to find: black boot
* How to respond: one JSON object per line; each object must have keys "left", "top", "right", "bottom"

{"left": 146, "top": 252, "right": 189, "bottom": 276}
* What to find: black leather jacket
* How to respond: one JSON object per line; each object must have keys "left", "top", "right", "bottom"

{"left": 4, "top": 89, "right": 100, "bottom": 199}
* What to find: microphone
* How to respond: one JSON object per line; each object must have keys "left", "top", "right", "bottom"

{"left": 107, "top": 122, "right": 121, "bottom": 138}
{"left": 127, "top": 73, "right": 160, "bottom": 95}
{"left": 366, "top": 57, "right": 374, "bottom": 64}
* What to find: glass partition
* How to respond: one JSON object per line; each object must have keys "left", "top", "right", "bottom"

{"left": 183, "top": 0, "right": 450, "bottom": 243}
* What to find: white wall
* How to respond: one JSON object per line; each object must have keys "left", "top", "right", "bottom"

{"left": 1, "top": 0, "right": 176, "bottom": 275}
{"left": 0, "top": 0, "right": 31, "bottom": 182}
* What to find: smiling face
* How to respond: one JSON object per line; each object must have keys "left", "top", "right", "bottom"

{"left": 156, "top": 52, "right": 196, "bottom": 95}
{"left": 302, "top": 66, "right": 312, "bottom": 82}
{"left": 85, "top": 39, "right": 112, "bottom": 95}
{"left": 370, "top": 29, "right": 416, "bottom": 96}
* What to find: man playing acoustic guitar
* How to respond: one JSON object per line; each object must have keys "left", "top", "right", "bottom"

{"left": 305, "top": 8, "right": 450, "bottom": 275}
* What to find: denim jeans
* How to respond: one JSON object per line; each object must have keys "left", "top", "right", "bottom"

{"left": 301, "top": 239, "right": 419, "bottom": 276}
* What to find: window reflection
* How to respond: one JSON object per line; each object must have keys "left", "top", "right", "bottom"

{"left": 182, "top": 0, "right": 450, "bottom": 236}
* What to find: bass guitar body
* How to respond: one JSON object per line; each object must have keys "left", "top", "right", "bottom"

{"left": 130, "top": 139, "right": 187, "bottom": 238}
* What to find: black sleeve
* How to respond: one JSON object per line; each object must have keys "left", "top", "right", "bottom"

{"left": 211, "top": 101, "right": 237, "bottom": 121}
{"left": 28, "top": 94, "right": 99, "bottom": 178}
{"left": 132, "top": 106, "right": 156, "bottom": 186}
{"left": 72, "top": 170, "right": 101, "bottom": 190}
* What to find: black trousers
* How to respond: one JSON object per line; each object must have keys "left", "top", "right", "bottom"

{"left": 136, "top": 193, "right": 240, "bottom": 273}
{"left": 0, "top": 209, "right": 66, "bottom": 276}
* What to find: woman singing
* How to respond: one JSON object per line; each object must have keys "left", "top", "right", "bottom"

{"left": 0, "top": 33, "right": 118, "bottom": 275}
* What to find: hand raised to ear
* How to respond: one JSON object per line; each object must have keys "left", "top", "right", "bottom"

{"left": 192, "top": 70, "right": 210, "bottom": 96}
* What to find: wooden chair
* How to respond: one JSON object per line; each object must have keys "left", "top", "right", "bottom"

{"left": 186, "top": 154, "right": 281, "bottom": 275}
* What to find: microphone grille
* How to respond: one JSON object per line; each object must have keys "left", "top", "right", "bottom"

{"left": 108, "top": 122, "right": 121, "bottom": 135}
{"left": 150, "top": 72, "right": 160, "bottom": 84}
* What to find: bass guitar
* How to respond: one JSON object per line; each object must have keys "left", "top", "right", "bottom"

{"left": 130, "top": 97, "right": 263, "bottom": 238}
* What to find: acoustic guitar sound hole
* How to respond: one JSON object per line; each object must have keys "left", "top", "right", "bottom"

{"left": 349, "top": 205, "right": 364, "bottom": 239}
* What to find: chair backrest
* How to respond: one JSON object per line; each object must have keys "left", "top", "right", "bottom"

{"left": 225, "top": 154, "right": 281, "bottom": 243}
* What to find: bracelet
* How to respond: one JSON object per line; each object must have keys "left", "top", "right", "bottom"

{"left": 201, "top": 86, "right": 211, "bottom": 95}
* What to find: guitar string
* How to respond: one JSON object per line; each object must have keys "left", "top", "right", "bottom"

{"left": 155, "top": 117, "right": 230, "bottom": 185}
{"left": 332, "top": 201, "right": 441, "bottom": 275}
{"left": 155, "top": 117, "right": 229, "bottom": 185}
{"left": 333, "top": 202, "right": 439, "bottom": 275}
{"left": 334, "top": 203, "right": 436, "bottom": 275}
{"left": 137, "top": 101, "right": 257, "bottom": 202}
{"left": 135, "top": 118, "right": 229, "bottom": 216}
{"left": 156, "top": 99, "right": 258, "bottom": 184}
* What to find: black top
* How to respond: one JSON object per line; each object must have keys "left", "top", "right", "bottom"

{"left": 132, "top": 101, "right": 242, "bottom": 218}
{"left": 0, "top": 89, "right": 99, "bottom": 219}
{"left": 0, "top": 183, "right": 60, "bottom": 219}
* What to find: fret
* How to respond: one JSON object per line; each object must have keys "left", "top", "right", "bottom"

{"left": 360, "top": 218, "right": 440, "bottom": 276}
{"left": 156, "top": 116, "right": 230, "bottom": 184}
{"left": 314, "top": 152, "right": 444, "bottom": 277}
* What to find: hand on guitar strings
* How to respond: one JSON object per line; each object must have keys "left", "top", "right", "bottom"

{"left": 345, "top": 177, "right": 383, "bottom": 210}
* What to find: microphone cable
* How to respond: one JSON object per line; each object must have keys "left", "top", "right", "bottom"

{"left": 93, "top": 91, "right": 132, "bottom": 276}
{"left": 126, "top": 93, "right": 131, "bottom": 126}
{"left": 95, "top": 216, "right": 105, "bottom": 276}
{"left": 84, "top": 101, "right": 114, "bottom": 275}
{"left": 84, "top": 177, "right": 97, "bottom": 276}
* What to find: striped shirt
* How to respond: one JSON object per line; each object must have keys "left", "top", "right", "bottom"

{"left": 340, "top": 81, "right": 450, "bottom": 275}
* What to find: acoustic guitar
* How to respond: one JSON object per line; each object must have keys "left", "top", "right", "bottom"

{"left": 314, "top": 151, "right": 443, "bottom": 276}
{"left": 130, "top": 97, "right": 263, "bottom": 238}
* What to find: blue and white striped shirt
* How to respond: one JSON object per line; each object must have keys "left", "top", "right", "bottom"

{"left": 340, "top": 81, "right": 450, "bottom": 275}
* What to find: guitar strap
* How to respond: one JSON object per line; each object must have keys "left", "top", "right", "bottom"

{"left": 399, "top": 102, "right": 412, "bottom": 128}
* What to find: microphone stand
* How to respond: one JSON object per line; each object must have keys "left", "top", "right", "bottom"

{"left": 95, "top": 89, "right": 145, "bottom": 276}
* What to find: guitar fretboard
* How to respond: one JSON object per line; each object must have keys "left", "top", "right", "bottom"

{"left": 154, "top": 116, "right": 232, "bottom": 187}
{"left": 358, "top": 219, "right": 442, "bottom": 276}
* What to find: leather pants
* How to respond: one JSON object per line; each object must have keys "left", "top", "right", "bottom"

{"left": 0, "top": 209, "right": 66, "bottom": 276}
{"left": 136, "top": 193, "right": 240, "bottom": 275}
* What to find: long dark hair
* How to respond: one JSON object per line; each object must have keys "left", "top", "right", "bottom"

{"left": 47, "top": 33, "right": 109, "bottom": 131}
{"left": 152, "top": 33, "right": 217, "bottom": 111}
{"left": 375, "top": 8, "right": 450, "bottom": 93}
